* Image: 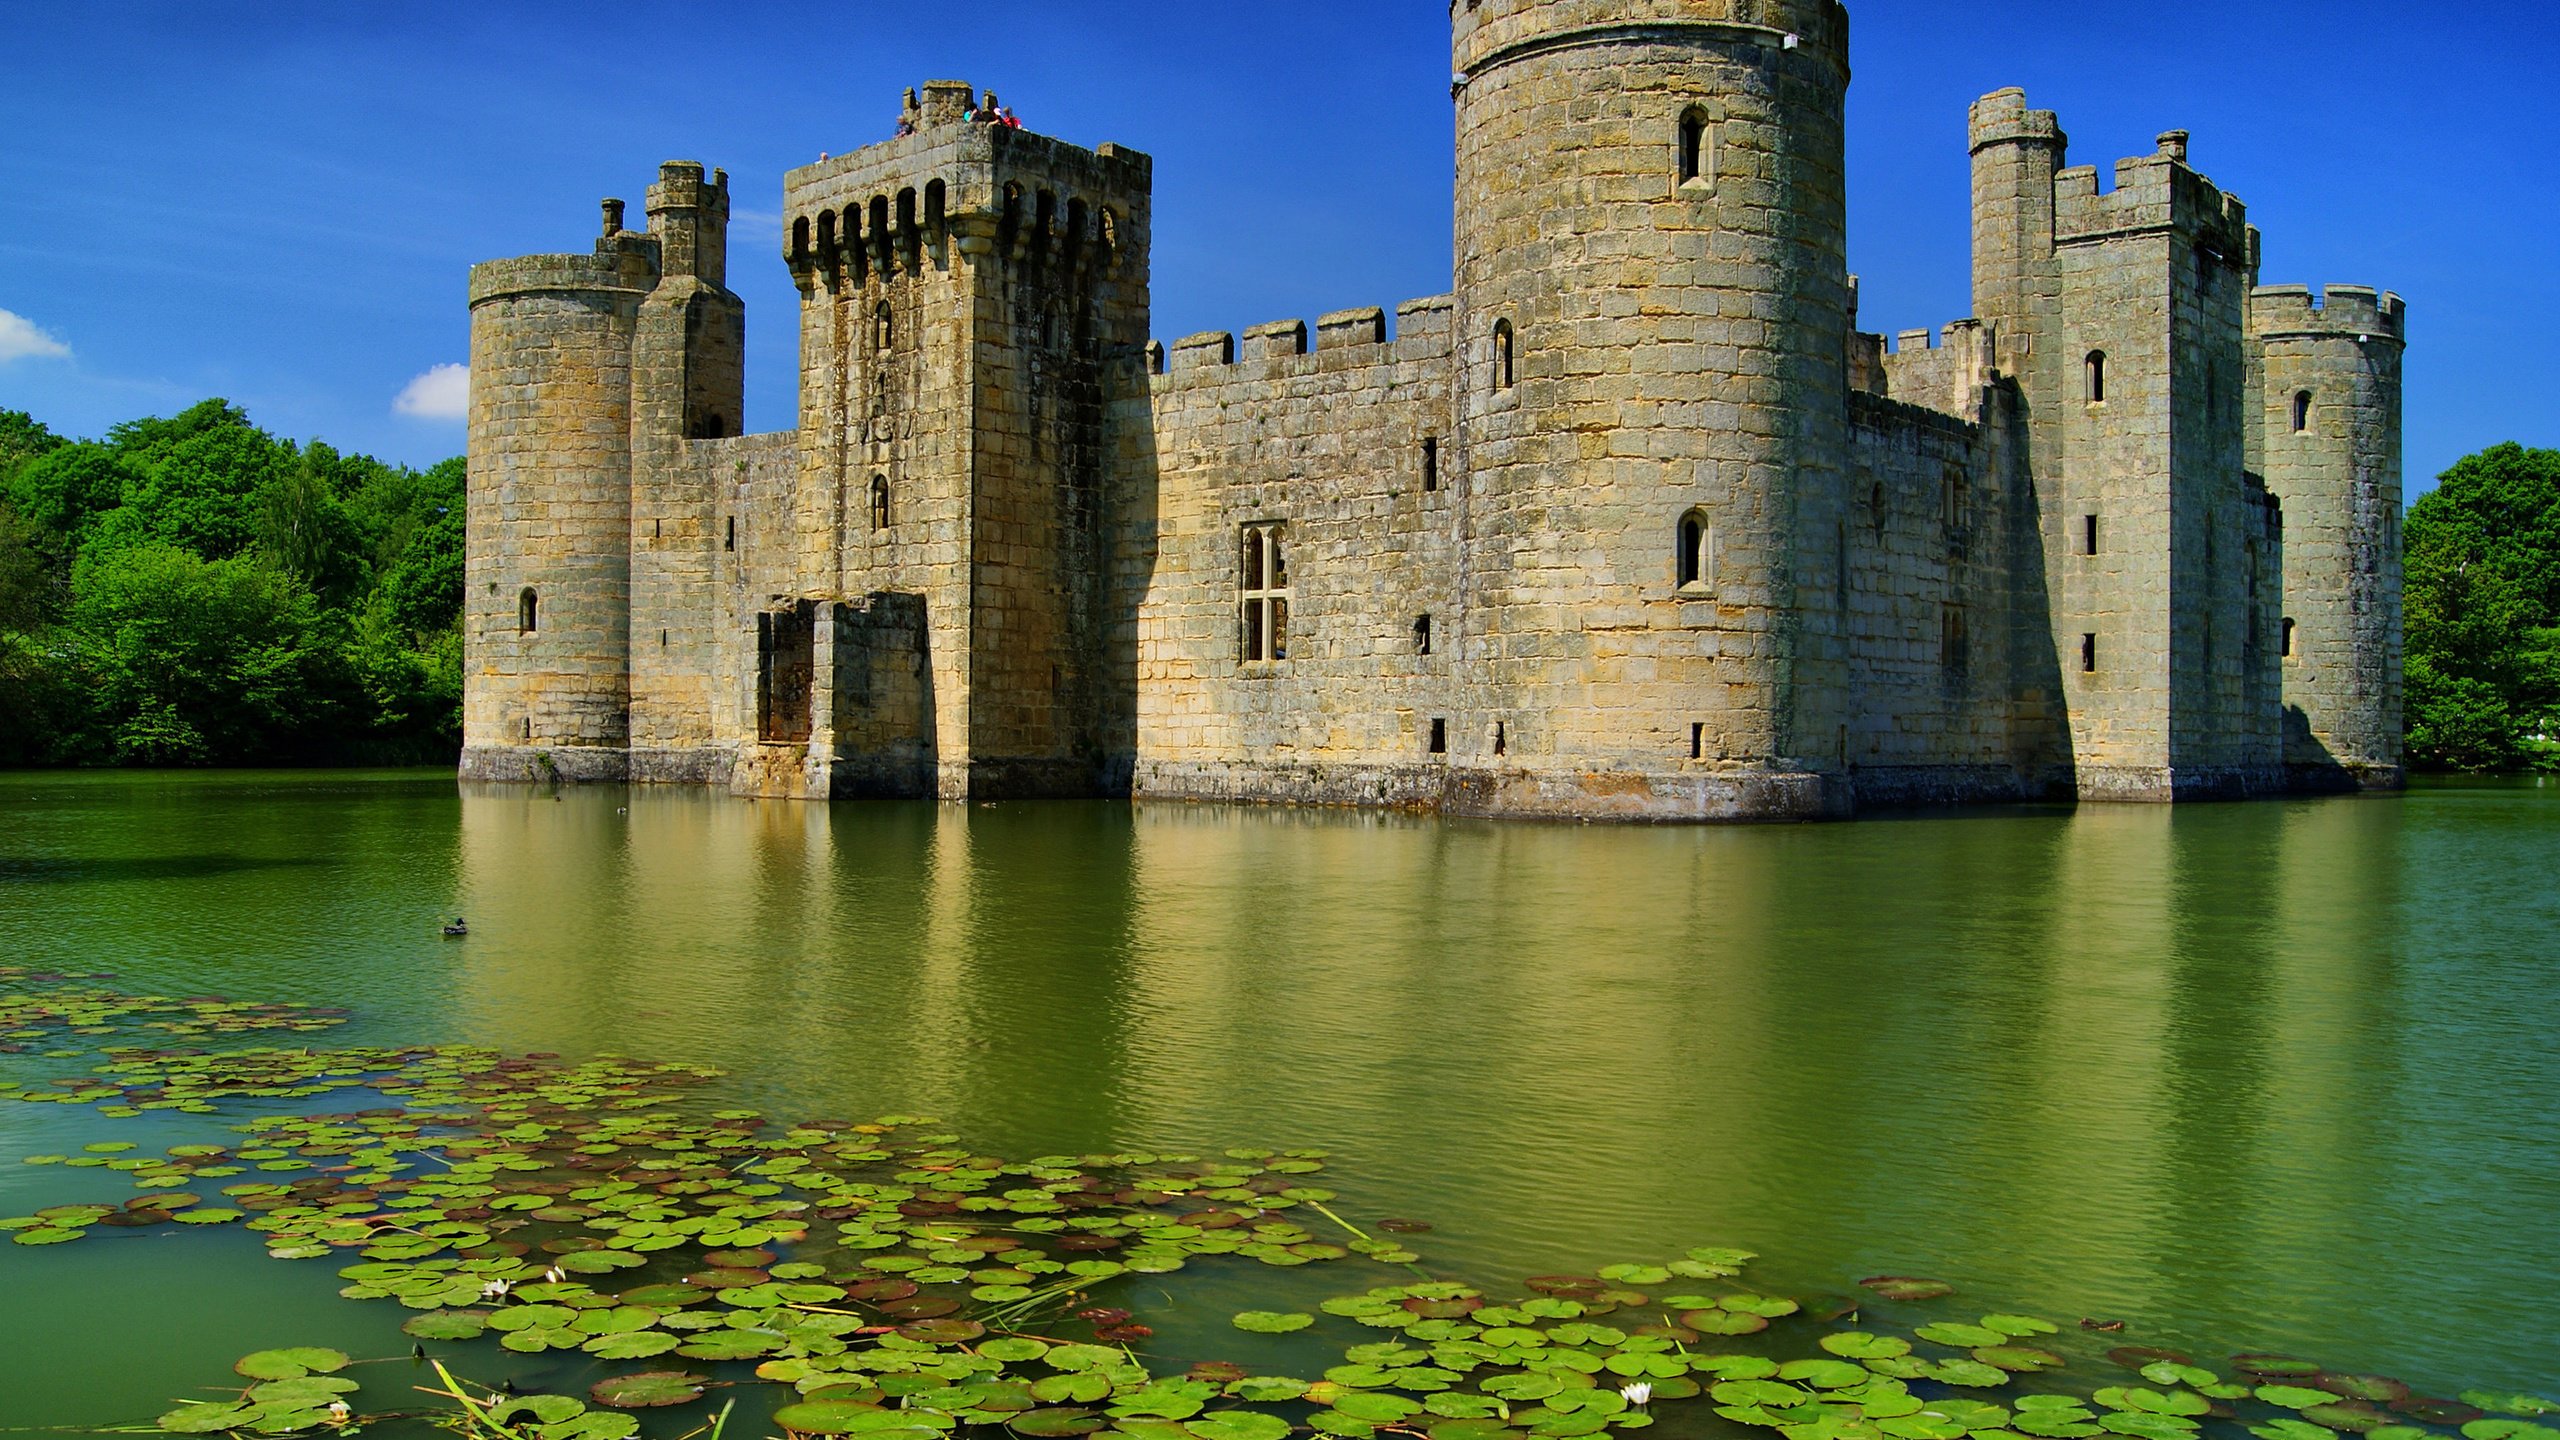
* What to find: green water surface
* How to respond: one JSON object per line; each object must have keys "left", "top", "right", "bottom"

{"left": 1, "top": 772, "right": 2555, "bottom": 1422}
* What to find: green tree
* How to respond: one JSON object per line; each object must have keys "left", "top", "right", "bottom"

{"left": 67, "top": 542, "right": 357, "bottom": 764}
{"left": 0, "top": 409, "right": 64, "bottom": 480}
{"left": 88, "top": 399, "right": 294, "bottom": 561}
{"left": 0, "top": 503, "right": 49, "bottom": 629}
{"left": 2403, "top": 443, "right": 2560, "bottom": 770}
{"left": 6, "top": 443, "right": 138, "bottom": 558}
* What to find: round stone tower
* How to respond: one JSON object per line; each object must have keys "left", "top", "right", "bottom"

{"left": 2251, "top": 283, "right": 2407, "bottom": 790}
{"left": 1449, "top": 0, "right": 1854, "bottom": 820}
{"left": 460, "top": 222, "right": 659, "bottom": 781}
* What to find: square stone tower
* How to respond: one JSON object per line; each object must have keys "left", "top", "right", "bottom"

{"left": 1970, "top": 94, "right": 2284, "bottom": 800}
{"left": 763, "top": 84, "right": 1153, "bottom": 800}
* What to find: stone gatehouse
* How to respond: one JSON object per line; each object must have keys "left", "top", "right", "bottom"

{"left": 460, "top": 0, "right": 2404, "bottom": 822}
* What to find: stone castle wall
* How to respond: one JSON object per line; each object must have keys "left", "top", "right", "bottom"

{"left": 459, "top": 0, "right": 2406, "bottom": 823}
{"left": 1115, "top": 299, "right": 1459, "bottom": 809}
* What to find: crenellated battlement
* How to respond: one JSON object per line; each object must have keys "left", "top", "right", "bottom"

{"left": 780, "top": 87, "right": 1150, "bottom": 294}
{"left": 647, "top": 160, "right": 728, "bottom": 215}
{"left": 1149, "top": 297, "right": 1454, "bottom": 384}
{"left": 2250, "top": 284, "right": 2408, "bottom": 344}
{"left": 1452, "top": 0, "right": 1849, "bottom": 82}
{"left": 2055, "top": 130, "right": 2249, "bottom": 251}
{"left": 1876, "top": 317, "right": 1997, "bottom": 421}
{"left": 1968, "top": 88, "right": 2064, "bottom": 154}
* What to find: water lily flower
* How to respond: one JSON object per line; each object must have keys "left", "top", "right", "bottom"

{"left": 1621, "top": 1384, "right": 1653, "bottom": 1408}
{"left": 327, "top": 1401, "right": 352, "bottom": 1426}
{"left": 481, "top": 1278, "right": 511, "bottom": 1301}
{"left": 542, "top": 1264, "right": 566, "bottom": 1284}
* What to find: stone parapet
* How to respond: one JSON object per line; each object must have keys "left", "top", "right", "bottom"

{"left": 1454, "top": 0, "right": 1850, "bottom": 82}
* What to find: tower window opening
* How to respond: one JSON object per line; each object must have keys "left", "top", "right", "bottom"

{"left": 1690, "top": 723, "right": 1706, "bottom": 761}
{"left": 1429, "top": 718, "right": 1448, "bottom": 756}
{"left": 1240, "top": 522, "right": 1291, "bottom": 664}
{"left": 2283, "top": 617, "right": 2297, "bottom": 658}
{"left": 1494, "top": 721, "right": 1507, "bottom": 757}
{"left": 870, "top": 476, "right": 891, "bottom": 532}
{"left": 2082, "top": 513, "right": 2100, "bottom": 555}
{"left": 1423, "top": 436, "right": 1440, "bottom": 493}
{"left": 2086, "top": 351, "right": 2107, "bottom": 404}
{"left": 1942, "top": 473, "right": 1969, "bottom": 530}
{"left": 2293, "top": 390, "right": 2314, "bottom": 434}
{"left": 876, "top": 302, "right": 894, "bottom": 352}
{"left": 2081, "top": 633, "right": 2099, "bottom": 674}
{"left": 1943, "top": 605, "right": 1970, "bottom": 674}
{"left": 1415, "top": 613, "right": 1433, "bottom": 656}
{"left": 790, "top": 216, "right": 811, "bottom": 266}
{"left": 518, "top": 588, "right": 538, "bottom": 635}
{"left": 1677, "top": 510, "right": 1712, "bottom": 590}
{"left": 725, "top": 517, "right": 736, "bottom": 552}
{"left": 1678, "top": 109, "right": 1711, "bottom": 187}
{"left": 1492, "top": 319, "right": 1515, "bottom": 392}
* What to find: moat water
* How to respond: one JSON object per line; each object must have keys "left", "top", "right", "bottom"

{"left": 1, "top": 771, "right": 2555, "bottom": 1423}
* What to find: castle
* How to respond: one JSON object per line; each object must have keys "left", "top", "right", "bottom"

{"left": 460, "top": 0, "right": 2406, "bottom": 822}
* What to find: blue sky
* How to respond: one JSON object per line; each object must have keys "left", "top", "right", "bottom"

{"left": 2, "top": 1, "right": 2551, "bottom": 496}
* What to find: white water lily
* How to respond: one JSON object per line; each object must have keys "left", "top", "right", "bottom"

{"left": 327, "top": 1400, "right": 352, "bottom": 1426}
{"left": 481, "top": 1278, "right": 511, "bottom": 1301}
{"left": 1621, "top": 1383, "right": 1653, "bottom": 1408}
{"left": 542, "top": 1264, "right": 566, "bottom": 1284}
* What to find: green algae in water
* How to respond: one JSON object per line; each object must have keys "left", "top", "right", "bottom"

{"left": 3, "top": 974, "right": 2555, "bottom": 1440}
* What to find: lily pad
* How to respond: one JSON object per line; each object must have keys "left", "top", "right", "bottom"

{"left": 1824, "top": 1334, "right": 1913, "bottom": 1361}
{"left": 1010, "top": 1410, "right": 1106, "bottom": 1438}
{"left": 768, "top": 1400, "right": 900, "bottom": 1434}
{"left": 2465, "top": 1398, "right": 2560, "bottom": 1420}
{"left": 1683, "top": 1309, "right": 1769, "bottom": 1336}
{"left": 1235, "top": 1312, "right": 1317, "bottom": 1334}
{"left": 1191, "top": 1415, "right": 1295, "bottom": 1440}
{"left": 1429, "top": 1423, "right": 1519, "bottom": 1440}
{"left": 2394, "top": 1400, "right": 2487, "bottom": 1426}
{"left": 1918, "top": 1324, "right": 2006, "bottom": 1349}
{"left": 155, "top": 1403, "right": 265, "bottom": 1435}
{"left": 234, "top": 1347, "right": 350, "bottom": 1381}
{"left": 403, "top": 1309, "right": 491, "bottom": 1341}
{"left": 590, "top": 1370, "right": 708, "bottom": 1409}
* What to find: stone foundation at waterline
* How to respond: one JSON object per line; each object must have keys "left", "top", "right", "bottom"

{"left": 461, "top": 0, "right": 2405, "bottom": 821}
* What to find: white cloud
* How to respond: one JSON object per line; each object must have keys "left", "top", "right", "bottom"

{"left": 394, "top": 362, "right": 469, "bottom": 421}
{"left": 0, "top": 309, "right": 71, "bottom": 363}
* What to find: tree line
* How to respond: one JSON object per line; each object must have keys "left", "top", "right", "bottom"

{"left": 2403, "top": 442, "right": 2560, "bottom": 771}
{"left": 0, "top": 401, "right": 461, "bottom": 766}
{"left": 0, "top": 399, "right": 2551, "bottom": 774}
